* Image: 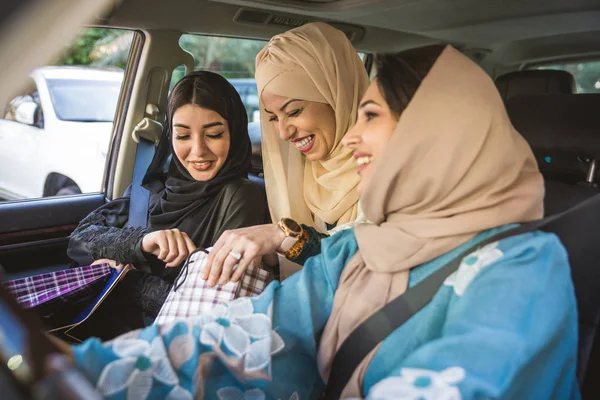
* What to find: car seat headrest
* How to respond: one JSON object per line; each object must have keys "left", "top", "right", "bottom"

{"left": 496, "top": 69, "right": 576, "bottom": 101}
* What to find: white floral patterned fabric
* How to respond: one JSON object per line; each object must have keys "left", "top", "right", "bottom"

{"left": 96, "top": 337, "right": 191, "bottom": 400}
{"left": 76, "top": 296, "right": 289, "bottom": 400}
{"left": 443, "top": 242, "right": 504, "bottom": 296}
{"left": 364, "top": 367, "right": 465, "bottom": 400}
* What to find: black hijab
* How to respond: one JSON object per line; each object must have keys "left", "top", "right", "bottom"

{"left": 142, "top": 71, "right": 252, "bottom": 247}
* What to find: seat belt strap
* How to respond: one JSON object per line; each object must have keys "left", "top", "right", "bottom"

{"left": 126, "top": 137, "right": 154, "bottom": 229}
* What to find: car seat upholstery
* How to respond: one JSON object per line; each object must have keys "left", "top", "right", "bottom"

{"left": 506, "top": 93, "right": 600, "bottom": 198}
{"left": 497, "top": 70, "right": 596, "bottom": 214}
{"left": 536, "top": 192, "right": 600, "bottom": 399}
{"left": 505, "top": 93, "right": 600, "bottom": 398}
{"left": 248, "top": 121, "right": 263, "bottom": 176}
{"left": 246, "top": 121, "right": 269, "bottom": 220}
{"left": 542, "top": 179, "right": 599, "bottom": 216}
{"left": 495, "top": 69, "right": 576, "bottom": 101}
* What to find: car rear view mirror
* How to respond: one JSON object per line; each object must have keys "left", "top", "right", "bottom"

{"left": 15, "top": 101, "right": 38, "bottom": 126}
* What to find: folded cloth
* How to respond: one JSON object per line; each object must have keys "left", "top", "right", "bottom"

{"left": 154, "top": 249, "right": 271, "bottom": 325}
{"left": 3, "top": 264, "right": 111, "bottom": 309}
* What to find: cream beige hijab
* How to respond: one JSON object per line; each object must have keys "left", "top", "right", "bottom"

{"left": 317, "top": 46, "right": 545, "bottom": 397}
{"left": 255, "top": 22, "right": 370, "bottom": 230}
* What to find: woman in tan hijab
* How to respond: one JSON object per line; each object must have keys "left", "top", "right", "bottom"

{"left": 203, "top": 22, "right": 370, "bottom": 285}
{"left": 70, "top": 45, "right": 578, "bottom": 400}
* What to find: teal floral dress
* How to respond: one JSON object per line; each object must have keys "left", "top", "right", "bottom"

{"left": 72, "top": 227, "right": 580, "bottom": 399}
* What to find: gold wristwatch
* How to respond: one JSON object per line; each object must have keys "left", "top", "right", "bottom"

{"left": 277, "top": 218, "right": 305, "bottom": 258}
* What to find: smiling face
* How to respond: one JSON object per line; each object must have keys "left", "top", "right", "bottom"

{"left": 342, "top": 79, "right": 399, "bottom": 194}
{"left": 261, "top": 91, "right": 336, "bottom": 161}
{"left": 172, "top": 104, "right": 231, "bottom": 181}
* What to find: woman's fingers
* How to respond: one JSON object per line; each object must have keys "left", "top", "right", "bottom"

{"left": 162, "top": 230, "right": 178, "bottom": 263}
{"left": 215, "top": 238, "right": 259, "bottom": 285}
{"left": 217, "top": 249, "right": 241, "bottom": 285}
{"left": 230, "top": 255, "right": 260, "bottom": 284}
{"left": 226, "top": 240, "right": 259, "bottom": 284}
{"left": 182, "top": 232, "right": 196, "bottom": 254}
{"left": 155, "top": 232, "right": 169, "bottom": 260}
{"left": 143, "top": 230, "right": 198, "bottom": 267}
{"left": 167, "top": 230, "right": 188, "bottom": 268}
{"left": 206, "top": 246, "right": 229, "bottom": 285}
{"left": 91, "top": 258, "right": 117, "bottom": 268}
{"left": 113, "top": 263, "right": 126, "bottom": 272}
{"left": 204, "top": 233, "right": 227, "bottom": 279}
{"left": 204, "top": 224, "right": 282, "bottom": 285}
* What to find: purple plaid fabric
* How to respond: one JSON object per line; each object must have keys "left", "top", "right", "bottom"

{"left": 3, "top": 264, "right": 111, "bottom": 309}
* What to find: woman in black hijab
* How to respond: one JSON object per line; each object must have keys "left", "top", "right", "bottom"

{"left": 67, "top": 71, "right": 269, "bottom": 323}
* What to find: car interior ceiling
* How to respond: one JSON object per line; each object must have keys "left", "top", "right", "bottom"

{"left": 3, "top": 0, "right": 600, "bottom": 397}
{"left": 99, "top": 0, "right": 600, "bottom": 65}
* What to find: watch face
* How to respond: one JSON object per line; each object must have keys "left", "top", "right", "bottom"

{"left": 283, "top": 218, "right": 301, "bottom": 235}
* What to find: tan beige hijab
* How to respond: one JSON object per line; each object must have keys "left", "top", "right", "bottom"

{"left": 255, "top": 22, "right": 370, "bottom": 229}
{"left": 317, "top": 45, "right": 545, "bottom": 397}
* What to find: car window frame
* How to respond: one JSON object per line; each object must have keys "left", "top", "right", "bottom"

{"left": 103, "top": 29, "right": 146, "bottom": 201}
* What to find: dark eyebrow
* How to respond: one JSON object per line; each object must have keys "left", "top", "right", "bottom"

{"left": 359, "top": 100, "right": 380, "bottom": 109}
{"left": 264, "top": 99, "right": 303, "bottom": 114}
{"left": 280, "top": 99, "right": 302, "bottom": 112}
{"left": 173, "top": 122, "right": 224, "bottom": 130}
{"left": 201, "top": 121, "right": 224, "bottom": 129}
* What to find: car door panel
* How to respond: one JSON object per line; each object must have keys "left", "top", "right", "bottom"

{"left": 0, "top": 193, "right": 106, "bottom": 279}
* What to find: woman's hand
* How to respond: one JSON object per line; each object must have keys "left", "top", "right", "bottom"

{"left": 203, "top": 224, "right": 285, "bottom": 286}
{"left": 91, "top": 258, "right": 124, "bottom": 271}
{"left": 141, "top": 229, "right": 196, "bottom": 268}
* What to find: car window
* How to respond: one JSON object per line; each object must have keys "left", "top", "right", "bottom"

{"left": 178, "top": 35, "right": 266, "bottom": 123}
{"left": 0, "top": 27, "right": 133, "bottom": 202}
{"left": 536, "top": 60, "right": 600, "bottom": 93}
{"left": 46, "top": 78, "right": 122, "bottom": 122}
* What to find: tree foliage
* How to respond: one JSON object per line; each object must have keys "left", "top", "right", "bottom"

{"left": 59, "top": 28, "right": 130, "bottom": 69}
{"left": 56, "top": 29, "right": 267, "bottom": 80}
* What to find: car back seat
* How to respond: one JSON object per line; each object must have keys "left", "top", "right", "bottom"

{"left": 246, "top": 121, "right": 269, "bottom": 221}
{"left": 536, "top": 192, "right": 600, "bottom": 399}
{"left": 506, "top": 94, "right": 600, "bottom": 214}
{"left": 495, "top": 70, "right": 591, "bottom": 215}
{"left": 505, "top": 93, "right": 600, "bottom": 397}
{"left": 248, "top": 121, "right": 263, "bottom": 177}
{"left": 495, "top": 69, "right": 576, "bottom": 101}
{"left": 495, "top": 69, "right": 577, "bottom": 187}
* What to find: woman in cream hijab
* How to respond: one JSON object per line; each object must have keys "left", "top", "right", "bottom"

{"left": 69, "top": 45, "right": 578, "bottom": 400}
{"left": 203, "top": 22, "right": 370, "bottom": 284}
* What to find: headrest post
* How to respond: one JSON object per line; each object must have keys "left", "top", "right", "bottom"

{"left": 586, "top": 159, "right": 597, "bottom": 184}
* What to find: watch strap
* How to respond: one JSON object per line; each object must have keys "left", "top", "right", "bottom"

{"left": 279, "top": 235, "right": 299, "bottom": 253}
